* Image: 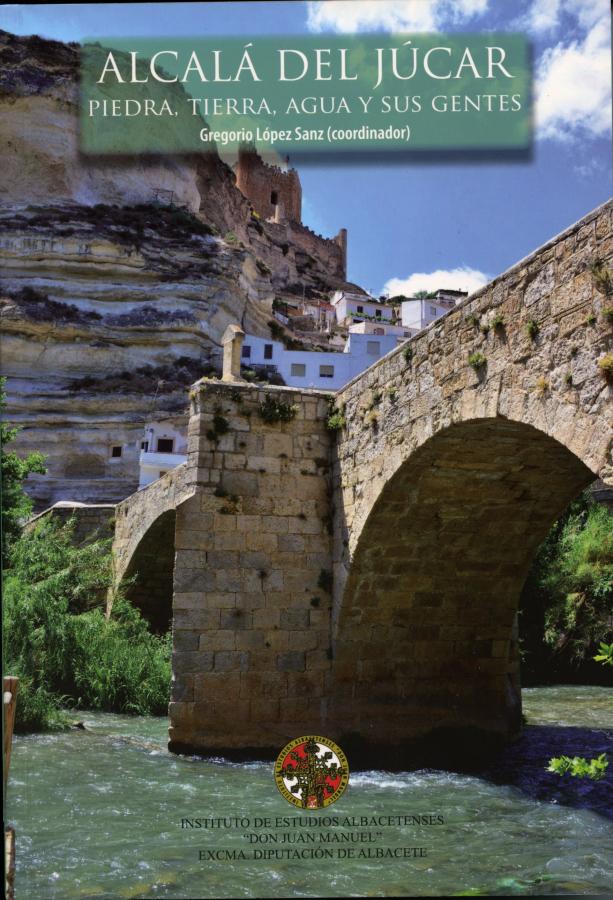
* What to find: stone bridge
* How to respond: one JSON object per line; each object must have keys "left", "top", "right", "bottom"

{"left": 115, "top": 201, "right": 612, "bottom": 765}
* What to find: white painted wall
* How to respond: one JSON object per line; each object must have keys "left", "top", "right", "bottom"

{"left": 136, "top": 330, "right": 412, "bottom": 486}
{"left": 349, "top": 321, "right": 416, "bottom": 338}
{"left": 401, "top": 298, "right": 452, "bottom": 330}
{"left": 331, "top": 291, "right": 395, "bottom": 324}
{"left": 241, "top": 331, "right": 406, "bottom": 390}
{"left": 138, "top": 422, "right": 187, "bottom": 488}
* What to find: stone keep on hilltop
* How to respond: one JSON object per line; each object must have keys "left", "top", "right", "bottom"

{"left": 0, "top": 30, "right": 357, "bottom": 509}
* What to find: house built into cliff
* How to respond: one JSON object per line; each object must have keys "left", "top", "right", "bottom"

{"left": 138, "top": 422, "right": 188, "bottom": 489}
{"left": 137, "top": 291, "right": 471, "bottom": 489}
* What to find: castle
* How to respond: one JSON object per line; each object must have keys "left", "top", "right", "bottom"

{"left": 234, "top": 143, "right": 302, "bottom": 223}
{"left": 233, "top": 143, "right": 348, "bottom": 279}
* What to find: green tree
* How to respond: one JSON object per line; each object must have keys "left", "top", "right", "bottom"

{"left": 594, "top": 641, "right": 613, "bottom": 666}
{"left": 1, "top": 377, "right": 46, "bottom": 566}
{"left": 3, "top": 515, "right": 171, "bottom": 731}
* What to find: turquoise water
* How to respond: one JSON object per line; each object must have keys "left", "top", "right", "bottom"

{"left": 6, "top": 686, "right": 613, "bottom": 898}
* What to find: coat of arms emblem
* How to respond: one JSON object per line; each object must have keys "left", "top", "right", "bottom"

{"left": 274, "top": 735, "right": 349, "bottom": 808}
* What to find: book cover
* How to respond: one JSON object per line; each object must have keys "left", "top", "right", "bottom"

{"left": 2, "top": 2, "right": 612, "bottom": 899}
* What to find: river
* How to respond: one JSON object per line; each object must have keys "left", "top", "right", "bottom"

{"left": 6, "top": 686, "right": 613, "bottom": 898}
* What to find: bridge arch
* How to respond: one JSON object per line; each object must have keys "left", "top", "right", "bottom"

{"left": 121, "top": 508, "right": 176, "bottom": 633}
{"left": 328, "top": 414, "right": 606, "bottom": 764}
{"left": 107, "top": 200, "right": 611, "bottom": 762}
{"left": 111, "top": 463, "right": 195, "bottom": 625}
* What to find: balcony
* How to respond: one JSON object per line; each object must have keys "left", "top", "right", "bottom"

{"left": 140, "top": 449, "right": 187, "bottom": 467}
{"left": 138, "top": 450, "right": 187, "bottom": 488}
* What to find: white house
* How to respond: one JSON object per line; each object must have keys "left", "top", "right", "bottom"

{"left": 348, "top": 321, "right": 417, "bottom": 339}
{"left": 330, "top": 291, "right": 396, "bottom": 326}
{"left": 138, "top": 421, "right": 187, "bottom": 489}
{"left": 241, "top": 330, "right": 405, "bottom": 391}
{"left": 302, "top": 300, "right": 337, "bottom": 332}
{"left": 401, "top": 289, "right": 467, "bottom": 331}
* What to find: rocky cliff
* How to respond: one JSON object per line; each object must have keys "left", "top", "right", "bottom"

{"left": 0, "top": 30, "right": 358, "bottom": 507}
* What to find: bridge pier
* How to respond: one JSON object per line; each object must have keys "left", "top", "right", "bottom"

{"left": 168, "top": 380, "right": 334, "bottom": 755}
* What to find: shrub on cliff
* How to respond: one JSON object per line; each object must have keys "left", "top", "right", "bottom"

{"left": 3, "top": 516, "right": 171, "bottom": 732}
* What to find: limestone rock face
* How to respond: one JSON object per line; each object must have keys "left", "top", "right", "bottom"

{"left": 0, "top": 30, "right": 358, "bottom": 508}
{"left": 0, "top": 203, "right": 275, "bottom": 507}
{"left": 0, "top": 31, "right": 203, "bottom": 211}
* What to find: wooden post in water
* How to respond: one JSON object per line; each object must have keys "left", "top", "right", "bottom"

{"left": 4, "top": 676, "right": 19, "bottom": 900}
{"left": 3, "top": 675, "right": 19, "bottom": 792}
{"left": 5, "top": 826, "right": 15, "bottom": 900}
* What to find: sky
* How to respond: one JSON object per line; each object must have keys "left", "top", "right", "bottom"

{"left": 2, "top": 0, "right": 612, "bottom": 295}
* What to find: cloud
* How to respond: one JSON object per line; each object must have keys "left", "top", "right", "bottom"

{"left": 573, "top": 158, "right": 604, "bottom": 179}
{"left": 535, "top": 10, "right": 612, "bottom": 141}
{"left": 515, "top": 0, "right": 605, "bottom": 36}
{"left": 383, "top": 267, "right": 489, "bottom": 298}
{"left": 307, "top": 1, "right": 611, "bottom": 145}
{"left": 306, "top": 0, "right": 488, "bottom": 33}
{"left": 523, "top": 0, "right": 563, "bottom": 34}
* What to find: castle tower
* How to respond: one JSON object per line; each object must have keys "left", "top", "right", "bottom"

{"left": 234, "top": 143, "right": 302, "bottom": 224}
{"left": 335, "top": 228, "right": 348, "bottom": 278}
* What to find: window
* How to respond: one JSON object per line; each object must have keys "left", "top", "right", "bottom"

{"left": 291, "top": 363, "right": 306, "bottom": 377}
{"left": 141, "top": 440, "right": 149, "bottom": 452}
{"left": 374, "top": 327, "right": 384, "bottom": 335}
{"left": 429, "top": 305, "right": 437, "bottom": 316}
{"left": 271, "top": 190, "right": 278, "bottom": 205}
{"left": 356, "top": 305, "right": 364, "bottom": 314}
{"left": 319, "top": 365, "right": 334, "bottom": 378}
{"left": 375, "top": 309, "right": 382, "bottom": 319}
{"left": 111, "top": 445, "right": 122, "bottom": 458}
{"left": 157, "top": 438, "right": 174, "bottom": 453}
{"left": 242, "top": 345, "right": 251, "bottom": 359}
{"left": 264, "top": 344, "right": 273, "bottom": 360}
{"left": 367, "top": 341, "right": 381, "bottom": 355}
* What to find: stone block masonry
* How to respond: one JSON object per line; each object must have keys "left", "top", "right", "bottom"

{"left": 168, "top": 381, "right": 334, "bottom": 754}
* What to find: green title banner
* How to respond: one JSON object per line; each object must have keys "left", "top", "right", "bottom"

{"left": 80, "top": 34, "right": 532, "bottom": 155}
